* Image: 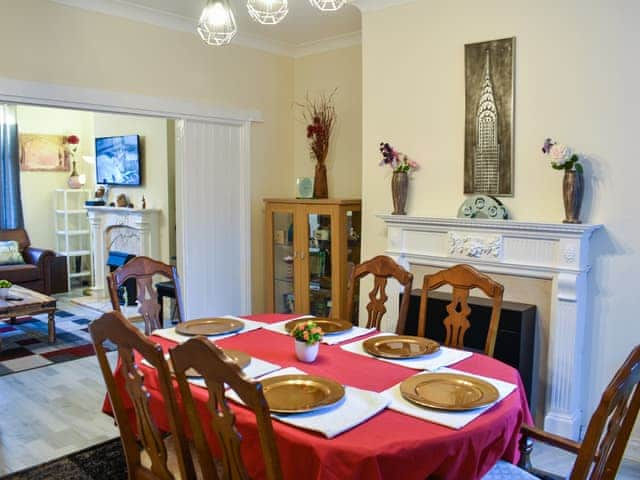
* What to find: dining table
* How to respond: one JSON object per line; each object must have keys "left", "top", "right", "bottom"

{"left": 103, "top": 313, "right": 533, "bottom": 480}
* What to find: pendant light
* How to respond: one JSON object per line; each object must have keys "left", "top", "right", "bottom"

{"left": 197, "top": 0, "right": 237, "bottom": 46}
{"left": 309, "top": 0, "right": 346, "bottom": 11}
{"left": 247, "top": 0, "right": 288, "bottom": 25}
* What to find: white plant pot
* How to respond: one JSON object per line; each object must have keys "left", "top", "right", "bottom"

{"left": 295, "top": 340, "right": 319, "bottom": 363}
{"left": 0, "top": 287, "right": 10, "bottom": 298}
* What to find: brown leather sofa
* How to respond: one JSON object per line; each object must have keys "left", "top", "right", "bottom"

{"left": 0, "top": 229, "right": 55, "bottom": 294}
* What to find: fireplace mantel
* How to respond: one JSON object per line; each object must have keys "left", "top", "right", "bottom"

{"left": 86, "top": 206, "right": 161, "bottom": 297}
{"left": 378, "top": 214, "right": 602, "bottom": 440}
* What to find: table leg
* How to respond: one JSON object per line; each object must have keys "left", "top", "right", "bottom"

{"left": 48, "top": 311, "right": 56, "bottom": 344}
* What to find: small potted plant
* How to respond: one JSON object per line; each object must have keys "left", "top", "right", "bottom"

{"left": 0, "top": 280, "right": 12, "bottom": 298}
{"left": 290, "top": 320, "right": 323, "bottom": 363}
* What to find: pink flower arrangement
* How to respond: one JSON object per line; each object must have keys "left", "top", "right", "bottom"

{"left": 379, "top": 142, "right": 419, "bottom": 173}
{"left": 290, "top": 320, "right": 323, "bottom": 345}
{"left": 542, "top": 138, "right": 583, "bottom": 172}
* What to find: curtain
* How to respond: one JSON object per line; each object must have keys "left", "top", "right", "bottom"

{"left": 0, "top": 103, "right": 24, "bottom": 230}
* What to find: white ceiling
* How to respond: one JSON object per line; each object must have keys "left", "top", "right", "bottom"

{"left": 117, "top": 0, "right": 361, "bottom": 46}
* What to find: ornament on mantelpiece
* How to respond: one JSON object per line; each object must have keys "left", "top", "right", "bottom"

{"left": 379, "top": 142, "right": 419, "bottom": 215}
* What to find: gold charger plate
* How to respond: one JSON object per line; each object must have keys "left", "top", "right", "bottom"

{"left": 363, "top": 335, "right": 440, "bottom": 359}
{"left": 284, "top": 317, "right": 353, "bottom": 335}
{"left": 168, "top": 349, "right": 251, "bottom": 377}
{"left": 175, "top": 318, "right": 244, "bottom": 336}
{"left": 400, "top": 373, "right": 499, "bottom": 411}
{"left": 261, "top": 374, "right": 345, "bottom": 414}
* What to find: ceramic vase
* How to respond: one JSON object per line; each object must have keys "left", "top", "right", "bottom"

{"left": 68, "top": 160, "right": 82, "bottom": 189}
{"left": 295, "top": 340, "right": 319, "bottom": 363}
{"left": 313, "top": 162, "right": 328, "bottom": 199}
{"left": 391, "top": 171, "right": 408, "bottom": 215}
{"left": 562, "top": 169, "right": 584, "bottom": 224}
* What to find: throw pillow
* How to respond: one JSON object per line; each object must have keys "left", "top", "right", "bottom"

{"left": 0, "top": 240, "right": 26, "bottom": 265}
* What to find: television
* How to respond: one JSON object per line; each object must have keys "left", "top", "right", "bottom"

{"left": 95, "top": 134, "right": 141, "bottom": 186}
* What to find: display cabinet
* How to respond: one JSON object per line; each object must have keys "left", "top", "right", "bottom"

{"left": 264, "top": 198, "right": 361, "bottom": 320}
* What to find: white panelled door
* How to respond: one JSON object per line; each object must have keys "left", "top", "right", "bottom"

{"left": 175, "top": 119, "right": 251, "bottom": 319}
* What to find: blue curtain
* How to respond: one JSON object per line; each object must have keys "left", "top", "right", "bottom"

{"left": 0, "top": 104, "right": 24, "bottom": 230}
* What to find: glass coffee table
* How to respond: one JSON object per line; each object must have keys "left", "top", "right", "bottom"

{"left": 0, "top": 285, "right": 57, "bottom": 349}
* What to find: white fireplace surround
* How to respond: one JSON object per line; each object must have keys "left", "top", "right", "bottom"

{"left": 86, "top": 206, "right": 161, "bottom": 298}
{"left": 378, "top": 214, "right": 602, "bottom": 440}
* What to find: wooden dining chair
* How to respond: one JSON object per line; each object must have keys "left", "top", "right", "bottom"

{"left": 418, "top": 264, "right": 504, "bottom": 357}
{"left": 345, "top": 255, "right": 413, "bottom": 333}
{"left": 108, "top": 256, "right": 185, "bottom": 335}
{"left": 169, "top": 337, "right": 283, "bottom": 480}
{"left": 484, "top": 344, "right": 640, "bottom": 480}
{"left": 89, "top": 310, "right": 196, "bottom": 480}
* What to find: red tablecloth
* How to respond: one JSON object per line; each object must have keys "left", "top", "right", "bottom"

{"left": 104, "top": 314, "right": 533, "bottom": 480}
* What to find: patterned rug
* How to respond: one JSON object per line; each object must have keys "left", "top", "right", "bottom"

{"left": 0, "top": 309, "right": 114, "bottom": 376}
{"left": 2, "top": 438, "right": 127, "bottom": 480}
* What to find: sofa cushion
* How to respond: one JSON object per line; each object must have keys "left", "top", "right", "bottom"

{"left": 0, "top": 264, "right": 39, "bottom": 283}
{"left": 0, "top": 241, "right": 26, "bottom": 265}
{"left": 0, "top": 229, "right": 31, "bottom": 252}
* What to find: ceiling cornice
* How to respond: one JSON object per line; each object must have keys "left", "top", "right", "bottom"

{"left": 349, "top": 0, "right": 416, "bottom": 13}
{"left": 50, "top": 0, "right": 361, "bottom": 58}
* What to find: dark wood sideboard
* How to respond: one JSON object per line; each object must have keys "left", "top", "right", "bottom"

{"left": 400, "top": 290, "right": 536, "bottom": 403}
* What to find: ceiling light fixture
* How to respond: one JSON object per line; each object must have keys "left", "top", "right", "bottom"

{"left": 309, "top": 0, "right": 346, "bottom": 11}
{"left": 247, "top": 0, "right": 288, "bottom": 25}
{"left": 197, "top": 0, "right": 237, "bottom": 46}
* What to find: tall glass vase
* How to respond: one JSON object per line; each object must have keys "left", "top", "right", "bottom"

{"left": 562, "top": 169, "right": 584, "bottom": 224}
{"left": 391, "top": 171, "right": 408, "bottom": 215}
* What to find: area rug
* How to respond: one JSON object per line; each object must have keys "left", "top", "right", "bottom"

{"left": 1, "top": 438, "right": 127, "bottom": 480}
{"left": 0, "top": 310, "right": 114, "bottom": 376}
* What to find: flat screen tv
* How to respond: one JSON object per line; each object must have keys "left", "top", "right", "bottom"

{"left": 95, "top": 134, "right": 141, "bottom": 186}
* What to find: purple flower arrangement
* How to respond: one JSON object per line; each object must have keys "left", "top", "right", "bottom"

{"left": 379, "top": 142, "right": 419, "bottom": 173}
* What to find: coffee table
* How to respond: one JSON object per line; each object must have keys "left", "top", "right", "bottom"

{"left": 0, "top": 285, "right": 57, "bottom": 349}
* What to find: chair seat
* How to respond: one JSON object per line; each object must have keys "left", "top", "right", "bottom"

{"left": 482, "top": 460, "right": 539, "bottom": 479}
{"left": 0, "top": 263, "right": 39, "bottom": 283}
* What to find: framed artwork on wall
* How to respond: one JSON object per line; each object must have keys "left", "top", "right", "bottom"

{"left": 464, "top": 37, "right": 515, "bottom": 196}
{"left": 19, "top": 133, "right": 70, "bottom": 171}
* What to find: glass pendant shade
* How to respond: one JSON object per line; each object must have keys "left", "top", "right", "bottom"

{"left": 247, "top": 0, "right": 288, "bottom": 25}
{"left": 197, "top": 0, "right": 237, "bottom": 46}
{"left": 309, "top": 0, "right": 346, "bottom": 11}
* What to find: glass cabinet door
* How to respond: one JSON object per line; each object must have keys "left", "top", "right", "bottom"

{"left": 271, "top": 210, "right": 295, "bottom": 313}
{"left": 346, "top": 209, "right": 362, "bottom": 321}
{"left": 307, "top": 212, "right": 332, "bottom": 317}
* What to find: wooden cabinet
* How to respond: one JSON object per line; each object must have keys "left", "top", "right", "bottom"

{"left": 264, "top": 198, "right": 361, "bottom": 320}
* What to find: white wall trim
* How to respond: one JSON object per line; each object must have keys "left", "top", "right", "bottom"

{"left": 0, "top": 76, "right": 262, "bottom": 124}
{"left": 239, "top": 121, "right": 253, "bottom": 314}
{"left": 350, "top": 0, "right": 416, "bottom": 13}
{"left": 50, "top": 0, "right": 361, "bottom": 58}
{"left": 294, "top": 31, "right": 362, "bottom": 58}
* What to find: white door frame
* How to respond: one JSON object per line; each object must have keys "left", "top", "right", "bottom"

{"left": 0, "top": 76, "right": 260, "bottom": 313}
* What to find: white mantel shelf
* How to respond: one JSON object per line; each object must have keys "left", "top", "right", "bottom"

{"left": 378, "top": 214, "right": 603, "bottom": 440}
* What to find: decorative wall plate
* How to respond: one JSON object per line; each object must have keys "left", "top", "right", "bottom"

{"left": 457, "top": 195, "right": 509, "bottom": 220}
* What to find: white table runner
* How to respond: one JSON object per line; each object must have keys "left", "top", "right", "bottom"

{"left": 152, "top": 316, "right": 265, "bottom": 344}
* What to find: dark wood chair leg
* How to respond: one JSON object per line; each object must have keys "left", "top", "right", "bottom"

{"left": 48, "top": 311, "right": 56, "bottom": 344}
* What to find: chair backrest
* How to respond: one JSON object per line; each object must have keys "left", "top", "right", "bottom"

{"left": 88, "top": 311, "right": 195, "bottom": 480}
{"left": 108, "top": 256, "right": 185, "bottom": 335}
{"left": 169, "top": 337, "right": 283, "bottom": 480}
{"left": 345, "top": 255, "right": 413, "bottom": 333}
{"left": 0, "top": 228, "right": 30, "bottom": 252}
{"left": 571, "top": 345, "right": 640, "bottom": 480}
{"left": 418, "top": 264, "right": 503, "bottom": 357}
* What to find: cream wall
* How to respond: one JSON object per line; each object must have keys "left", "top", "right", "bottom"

{"left": 293, "top": 46, "right": 362, "bottom": 198}
{"left": 360, "top": 0, "right": 640, "bottom": 452}
{"left": 0, "top": 0, "right": 294, "bottom": 312}
{"left": 93, "top": 112, "right": 171, "bottom": 263}
{"left": 16, "top": 105, "right": 94, "bottom": 250}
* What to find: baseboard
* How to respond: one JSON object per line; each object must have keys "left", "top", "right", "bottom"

{"left": 625, "top": 436, "right": 640, "bottom": 463}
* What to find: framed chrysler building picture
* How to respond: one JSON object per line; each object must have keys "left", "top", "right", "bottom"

{"left": 464, "top": 37, "right": 515, "bottom": 196}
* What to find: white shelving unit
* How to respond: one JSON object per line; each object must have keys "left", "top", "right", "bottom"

{"left": 55, "top": 189, "right": 92, "bottom": 292}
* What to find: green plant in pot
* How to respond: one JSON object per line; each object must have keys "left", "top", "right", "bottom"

{"left": 0, "top": 279, "right": 13, "bottom": 298}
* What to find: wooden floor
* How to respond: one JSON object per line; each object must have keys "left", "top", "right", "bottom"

{"left": 1, "top": 295, "right": 639, "bottom": 478}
